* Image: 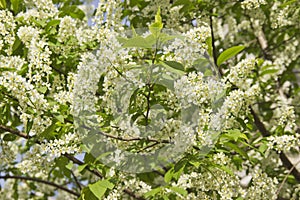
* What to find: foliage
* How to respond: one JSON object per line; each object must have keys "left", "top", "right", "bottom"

{"left": 0, "top": 0, "right": 300, "bottom": 199}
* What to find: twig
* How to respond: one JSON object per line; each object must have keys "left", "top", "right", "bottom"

{"left": 81, "top": 124, "right": 170, "bottom": 143}
{"left": 249, "top": 107, "right": 300, "bottom": 182}
{"left": 0, "top": 124, "right": 144, "bottom": 199}
{"left": 209, "top": 12, "right": 222, "bottom": 76}
{"left": 71, "top": 170, "right": 82, "bottom": 190}
{"left": 0, "top": 124, "right": 29, "bottom": 139}
{"left": 0, "top": 175, "right": 80, "bottom": 197}
{"left": 276, "top": 160, "right": 300, "bottom": 196}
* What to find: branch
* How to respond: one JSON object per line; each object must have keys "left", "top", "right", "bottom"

{"left": 249, "top": 107, "right": 300, "bottom": 182}
{"left": 209, "top": 13, "right": 221, "bottom": 75}
{"left": 276, "top": 160, "right": 300, "bottom": 196}
{"left": 249, "top": 107, "right": 270, "bottom": 137}
{"left": 71, "top": 170, "right": 82, "bottom": 190}
{"left": 0, "top": 124, "right": 104, "bottom": 178}
{"left": 82, "top": 124, "right": 170, "bottom": 144}
{"left": 0, "top": 175, "right": 80, "bottom": 197}
{"left": 123, "top": 188, "right": 145, "bottom": 200}
{"left": 0, "top": 124, "right": 29, "bottom": 139}
{"left": 0, "top": 124, "right": 144, "bottom": 200}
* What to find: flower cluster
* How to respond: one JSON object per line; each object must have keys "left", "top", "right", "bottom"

{"left": 0, "top": 10, "right": 16, "bottom": 55}
{"left": 163, "top": 26, "right": 211, "bottom": 65}
{"left": 0, "top": 70, "right": 51, "bottom": 136}
{"left": 18, "top": 0, "right": 58, "bottom": 20}
{"left": 227, "top": 58, "right": 257, "bottom": 90}
{"left": 267, "top": 133, "right": 300, "bottom": 153}
{"left": 58, "top": 16, "right": 78, "bottom": 43}
{"left": 241, "top": 0, "right": 267, "bottom": 10}
{"left": 16, "top": 145, "right": 52, "bottom": 177}
{"left": 40, "top": 132, "right": 81, "bottom": 161}
{"left": 270, "top": 3, "right": 294, "bottom": 29}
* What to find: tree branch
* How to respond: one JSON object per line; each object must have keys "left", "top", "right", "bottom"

{"left": 209, "top": 13, "right": 221, "bottom": 74}
{"left": 249, "top": 107, "right": 300, "bottom": 182}
{"left": 0, "top": 124, "right": 144, "bottom": 199}
{"left": 0, "top": 124, "right": 29, "bottom": 139}
{"left": 0, "top": 175, "right": 80, "bottom": 197}
{"left": 82, "top": 124, "right": 170, "bottom": 144}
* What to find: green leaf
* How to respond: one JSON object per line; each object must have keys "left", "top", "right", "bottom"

{"left": 88, "top": 181, "right": 107, "bottom": 199}
{"left": 225, "top": 129, "right": 248, "bottom": 142}
{"left": 122, "top": 36, "right": 152, "bottom": 48}
{"left": 55, "top": 115, "right": 64, "bottom": 123}
{"left": 189, "top": 161, "right": 200, "bottom": 168}
{"left": 0, "top": 67, "right": 16, "bottom": 72}
{"left": 12, "top": 37, "right": 22, "bottom": 52}
{"left": 10, "top": 0, "right": 21, "bottom": 13}
{"left": 0, "top": 0, "right": 6, "bottom": 9}
{"left": 149, "top": 8, "right": 163, "bottom": 36}
{"left": 164, "top": 168, "right": 174, "bottom": 183}
{"left": 169, "top": 186, "right": 187, "bottom": 196}
{"left": 37, "top": 86, "right": 47, "bottom": 94}
{"left": 260, "top": 69, "right": 279, "bottom": 76}
{"left": 206, "top": 37, "right": 213, "bottom": 57}
{"left": 279, "top": 0, "right": 296, "bottom": 8}
{"left": 160, "top": 62, "right": 185, "bottom": 76}
{"left": 80, "top": 187, "right": 98, "bottom": 200}
{"left": 39, "top": 122, "right": 56, "bottom": 140}
{"left": 95, "top": 180, "right": 114, "bottom": 190}
{"left": 217, "top": 46, "right": 245, "bottom": 66}
{"left": 258, "top": 142, "right": 268, "bottom": 154}
{"left": 144, "top": 187, "right": 162, "bottom": 198}
{"left": 65, "top": 162, "right": 73, "bottom": 170}
{"left": 219, "top": 165, "right": 234, "bottom": 176}
{"left": 163, "top": 61, "right": 185, "bottom": 71}
{"left": 45, "top": 19, "right": 60, "bottom": 32}
{"left": 3, "top": 134, "right": 17, "bottom": 141}
{"left": 59, "top": 5, "right": 85, "bottom": 20}
{"left": 25, "top": 120, "right": 33, "bottom": 134}
{"left": 78, "top": 164, "right": 88, "bottom": 173}
{"left": 224, "top": 142, "right": 249, "bottom": 159}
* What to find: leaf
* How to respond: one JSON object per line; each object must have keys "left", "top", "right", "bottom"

{"left": 224, "top": 142, "right": 249, "bottom": 159}
{"left": 80, "top": 187, "right": 98, "bottom": 200}
{"left": 55, "top": 115, "right": 64, "bottom": 123}
{"left": 164, "top": 61, "right": 185, "bottom": 71}
{"left": 260, "top": 69, "right": 279, "bottom": 76}
{"left": 122, "top": 36, "right": 152, "bottom": 48}
{"left": 95, "top": 180, "right": 114, "bottom": 190}
{"left": 39, "top": 121, "right": 56, "bottom": 140}
{"left": 160, "top": 62, "right": 185, "bottom": 76}
{"left": 225, "top": 129, "right": 248, "bottom": 142}
{"left": 0, "top": 67, "right": 16, "bottom": 72}
{"left": 37, "top": 86, "right": 47, "bottom": 94}
{"left": 12, "top": 37, "right": 22, "bottom": 52}
{"left": 206, "top": 37, "right": 213, "bottom": 57}
{"left": 59, "top": 5, "right": 85, "bottom": 20}
{"left": 88, "top": 181, "right": 107, "bottom": 199}
{"left": 258, "top": 142, "right": 268, "bottom": 154}
{"left": 218, "top": 165, "right": 234, "bottom": 176}
{"left": 169, "top": 186, "right": 188, "bottom": 196}
{"left": 217, "top": 46, "right": 245, "bottom": 66}
{"left": 10, "top": 0, "right": 21, "bottom": 13}
{"left": 65, "top": 162, "right": 73, "bottom": 170}
{"left": 78, "top": 164, "right": 88, "bottom": 173}
{"left": 144, "top": 187, "right": 162, "bottom": 198}
{"left": 149, "top": 8, "right": 163, "bottom": 36}
{"left": 3, "top": 134, "right": 17, "bottom": 141}
{"left": 0, "top": 0, "right": 6, "bottom": 9}
{"left": 164, "top": 168, "right": 174, "bottom": 183}
{"left": 25, "top": 120, "right": 33, "bottom": 134}
{"left": 279, "top": 0, "right": 296, "bottom": 8}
